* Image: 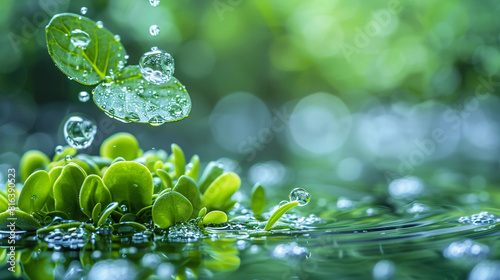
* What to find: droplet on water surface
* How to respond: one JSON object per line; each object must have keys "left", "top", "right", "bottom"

{"left": 63, "top": 116, "right": 97, "bottom": 149}
{"left": 139, "top": 49, "right": 174, "bottom": 85}
{"left": 149, "top": 25, "right": 160, "bottom": 36}
{"left": 55, "top": 145, "right": 64, "bottom": 154}
{"left": 289, "top": 188, "right": 311, "bottom": 206}
{"left": 149, "top": 0, "right": 160, "bottom": 7}
{"left": 70, "top": 29, "right": 91, "bottom": 49}
{"left": 78, "top": 91, "right": 89, "bottom": 102}
{"left": 80, "top": 7, "right": 87, "bottom": 15}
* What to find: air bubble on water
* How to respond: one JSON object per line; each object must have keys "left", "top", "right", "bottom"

{"left": 96, "top": 21, "right": 103, "bottom": 28}
{"left": 114, "top": 35, "right": 121, "bottom": 42}
{"left": 55, "top": 145, "right": 64, "bottom": 154}
{"left": 80, "top": 7, "right": 87, "bottom": 15}
{"left": 272, "top": 242, "right": 308, "bottom": 259}
{"left": 148, "top": 115, "right": 166, "bottom": 126}
{"left": 458, "top": 211, "right": 500, "bottom": 225}
{"left": 63, "top": 115, "right": 97, "bottom": 149}
{"left": 149, "top": 0, "right": 160, "bottom": 7}
{"left": 149, "top": 25, "right": 160, "bottom": 36}
{"left": 289, "top": 188, "right": 311, "bottom": 206}
{"left": 78, "top": 91, "right": 90, "bottom": 102}
{"left": 70, "top": 29, "right": 91, "bottom": 49}
{"left": 139, "top": 49, "right": 174, "bottom": 85}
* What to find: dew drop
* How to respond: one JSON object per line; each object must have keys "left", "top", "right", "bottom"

{"left": 31, "top": 195, "right": 37, "bottom": 200}
{"left": 80, "top": 7, "right": 87, "bottom": 15}
{"left": 124, "top": 55, "right": 129, "bottom": 60}
{"left": 65, "top": 155, "right": 72, "bottom": 161}
{"left": 55, "top": 145, "right": 64, "bottom": 154}
{"left": 70, "top": 29, "right": 91, "bottom": 49}
{"left": 151, "top": 46, "right": 158, "bottom": 51}
{"left": 78, "top": 91, "right": 90, "bottom": 102}
{"left": 289, "top": 188, "right": 311, "bottom": 206}
{"left": 120, "top": 205, "right": 128, "bottom": 212}
{"left": 149, "top": 25, "right": 160, "bottom": 36}
{"left": 149, "top": 0, "right": 160, "bottom": 7}
{"left": 139, "top": 49, "right": 174, "bottom": 85}
{"left": 118, "top": 60, "right": 125, "bottom": 70}
{"left": 63, "top": 116, "right": 97, "bottom": 149}
{"left": 82, "top": 70, "right": 88, "bottom": 77}
{"left": 124, "top": 112, "right": 140, "bottom": 122}
{"left": 96, "top": 21, "right": 103, "bottom": 28}
{"left": 148, "top": 115, "right": 166, "bottom": 126}
{"left": 114, "top": 35, "right": 121, "bottom": 42}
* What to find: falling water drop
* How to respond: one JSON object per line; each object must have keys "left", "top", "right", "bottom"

{"left": 149, "top": 25, "right": 160, "bottom": 36}
{"left": 120, "top": 205, "right": 128, "bottom": 212}
{"left": 80, "top": 7, "right": 87, "bottom": 15}
{"left": 78, "top": 91, "right": 90, "bottom": 102}
{"left": 148, "top": 115, "right": 166, "bottom": 126}
{"left": 65, "top": 155, "right": 72, "bottom": 161}
{"left": 63, "top": 116, "right": 97, "bottom": 149}
{"left": 139, "top": 49, "right": 174, "bottom": 85}
{"left": 70, "top": 29, "right": 91, "bottom": 49}
{"left": 55, "top": 145, "right": 64, "bottom": 154}
{"left": 149, "top": 0, "right": 160, "bottom": 7}
{"left": 289, "top": 188, "right": 311, "bottom": 206}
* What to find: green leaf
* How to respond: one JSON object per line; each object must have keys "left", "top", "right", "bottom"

{"left": 171, "top": 144, "right": 185, "bottom": 179}
{"left": 45, "top": 13, "right": 127, "bottom": 85}
{"left": 97, "top": 202, "right": 119, "bottom": 227}
{"left": 136, "top": 205, "right": 153, "bottom": 224}
{"left": 200, "top": 172, "right": 240, "bottom": 210}
{"left": 202, "top": 210, "right": 227, "bottom": 224}
{"left": 198, "top": 162, "right": 224, "bottom": 194}
{"left": 173, "top": 175, "right": 201, "bottom": 219}
{"left": 53, "top": 163, "right": 87, "bottom": 221}
{"left": 119, "top": 213, "right": 137, "bottom": 223}
{"left": 264, "top": 201, "right": 299, "bottom": 230}
{"left": 18, "top": 170, "right": 50, "bottom": 213}
{"left": 52, "top": 146, "right": 77, "bottom": 162}
{"left": 79, "top": 175, "right": 112, "bottom": 218}
{"left": 0, "top": 210, "right": 41, "bottom": 231}
{"left": 92, "top": 203, "right": 102, "bottom": 225}
{"left": 100, "top": 133, "right": 141, "bottom": 161}
{"left": 186, "top": 154, "right": 200, "bottom": 181}
{"left": 198, "top": 207, "right": 207, "bottom": 218}
{"left": 0, "top": 195, "right": 8, "bottom": 213}
{"left": 156, "top": 169, "right": 173, "bottom": 191}
{"left": 251, "top": 183, "right": 266, "bottom": 216}
{"left": 152, "top": 191, "right": 192, "bottom": 228}
{"left": 93, "top": 66, "right": 191, "bottom": 124}
{"left": 102, "top": 161, "right": 153, "bottom": 213}
{"left": 19, "top": 150, "right": 50, "bottom": 182}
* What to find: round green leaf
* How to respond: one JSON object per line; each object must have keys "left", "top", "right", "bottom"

{"left": 93, "top": 66, "right": 191, "bottom": 124}
{"left": 45, "top": 13, "right": 127, "bottom": 85}
{"left": 19, "top": 150, "right": 50, "bottom": 182}
{"left": 251, "top": 183, "right": 266, "bottom": 216}
{"left": 156, "top": 169, "right": 173, "bottom": 192}
{"left": 198, "top": 162, "right": 224, "bottom": 194}
{"left": 186, "top": 154, "right": 200, "bottom": 181}
{"left": 202, "top": 210, "right": 227, "bottom": 224}
{"left": 18, "top": 170, "right": 50, "bottom": 213}
{"left": 100, "top": 133, "right": 141, "bottom": 161}
{"left": 201, "top": 172, "right": 240, "bottom": 210}
{"left": 152, "top": 191, "right": 192, "bottom": 228}
{"left": 79, "top": 175, "right": 112, "bottom": 218}
{"left": 173, "top": 175, "right": 201, "bottom": 219}
{"left": 53, "top": 163, "right": 87, "bottom": 221}
{"left": 103, "top": 161, "right": 153, "bottom": 214}
{"left": 171, "top": 144, "right": 185, "bottom": 179}
{"left": 0, "top": 210, "right": 41, "bottom": 231}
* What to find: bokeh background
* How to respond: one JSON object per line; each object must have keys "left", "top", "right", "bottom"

{"left": 1, "top": 0, "right": 500, "bottom": 204}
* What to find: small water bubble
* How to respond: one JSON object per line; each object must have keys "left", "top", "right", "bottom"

{"left": 118, "top": 60, "right": 125, "bottom": 70}
{"left": 149, "top": 25, "right": 160, "bottom": 36}
{"left": 114, "top": 35, "right": 121, "bottom": 42}
{"left": 80, "top": 7, "right": 87, "bottom": 15}
{"left": 63, "top": 115, "right": 97, "bottom": 149}
{"left": 139, "top": 49, "right": 174, "bottom": 84}
{"left": 96, "top": 21, "right": 103, "bottom": 28}
{"left": 148, "top": 115, "right": 166, "bottom": 126}
{"left": 120, "top": 205, "right": 128, "bottom": 212}
{"left": 70, "top": 29, "right": 91, "bottom": 49}
{"left": 149, "top": 0, "right": 160, "bottom": 7}
{"left": 65, "top": 155, "right": 72, "bottom": 161}
{"left": 82, "top": 70, "right": 88, "bottom": 77}
{"left": 289, "top": 188, "right": 311, "bottom": 206}
{"left": 138, "top": 86, "right": 145, "bottom": 94}
{"left": 78, "top": 91, "right": 90, "bottom": 102}
{"left": 55, "top": 145, "right": 64, "bottom": 154}
{"left": 124, "top": 55, "right": 129, "bottom": 60}
{"left": 31, "top": 195, "right": 37, "bottom": 200}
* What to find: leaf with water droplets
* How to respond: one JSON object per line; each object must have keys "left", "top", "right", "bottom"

{"left": 18, "top": 170, "right": 50, "bottom": 213}
{"left": 0, "top": 210, "right": 41, "bottom": 231}
{"left": 46, "top": 13, "right": 127, "bottom": 85}
{"left": 93, "top": 66, "right": 191, "bottom": 124}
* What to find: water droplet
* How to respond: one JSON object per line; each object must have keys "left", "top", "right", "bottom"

{"left": 138, "top": 86, "right": 145, "bottom": 94}
{"left": 114, "top": 35, "right": 121, "bottom": 42}
{"left": 149, "top": 25, "right": 160, "bottom": 36}
{"left": 118, "top": 60, "right": 125, "bottom": 70}
{"left": 80, "top": 7, "right": 87, "bottom": 15}
{"left": 120, "top": 205, "right": 128, "bottom": 212}
{"left": 65, "top": 155, "right": 72, "bottom": 161}
{"left": 151, "top": 46, "right": 158, "bottom": 51}
{"left": 149, "top": 0, "right": 160, "bottom": 7}
{"left": 96, "top": 21, "right": 103, "bottom": 28}
{"left": 124, "top": 55, "right": 129, "bottom": 60}
{"left": 278, "top": 200, "right": 288, "bottom": 207}
{"left": 148, "top": 115, "right": 165, "bottom": 126}
{"left": 55, "top": 145, "right": 64, "bottom": 154}
{"left": 168, "top": 103, "right": 182, "bottom": 117}
{"left": 82, "top": 70, "right": 88, "bottom": 77}
{"left": 124, "top": 112, "right": 140, "bottom": 122}
{"left": 31, "top": 195, "right": 37, "bottom": 200}
{"left": 70, "top": 29, "right": 91, "bottom": 49}
{"left": 289, "top": 188, "right": 311, "bottom": 206}
{"left": 63, "top": 116, "right": 97, "bottom": 149}
{"left": 139, "top": 49, "right": 174, "bottom": 85}
{"left": 78, "top": 91, "right": 90, "bottom": 102}
{"left": 373, "top": 260, "right": 395, "bottom": 280}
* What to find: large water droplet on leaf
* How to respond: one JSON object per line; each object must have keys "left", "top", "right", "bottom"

{"left": 289, "top": 188, "right": 311, "bottom": 206}
{"left": 139, "top": 49, "right": 174, "bottom": 85}
{"left": 70, "top": 29, "right": 91, "bottom": 49}
{"left": 63, "top": 115, "right": 97, "bottom": 149}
